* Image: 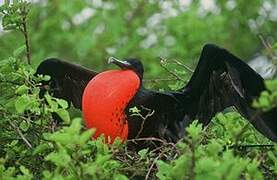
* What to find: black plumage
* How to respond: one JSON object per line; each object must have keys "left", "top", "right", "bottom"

{"left": 36, "top": 44, "right": 277, "bottom": 143}
{"left": 36, "top": 58, "right": 97, "bottom": 109}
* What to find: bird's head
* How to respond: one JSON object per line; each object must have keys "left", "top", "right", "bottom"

{"left": 108, "top": 57, "right": 144, "bottom": 80}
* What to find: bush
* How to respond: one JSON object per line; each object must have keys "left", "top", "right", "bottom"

{"left": 0, "top": 1, "right": 276, "bottom": 179}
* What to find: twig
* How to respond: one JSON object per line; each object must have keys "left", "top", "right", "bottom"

{"left": 8, "top": 120, "right": 32, "bottom": 148}
{"left": 127, "top": 137, "right": 178, "bottom": 153}
{"left": 130, "top": 106, "right": 155, "bottom": 138}
{"left": 127, "top": 137, "right": 167, "bottom": 144}
{"left": 21, "top": 16, "right": 31, "bottom": 64}
{"left": 171, "top": 59, "right": 194, "bottom": 73}
{"left": 145, "top": 150, "right": 164, "bottom": 180}
{"left": 159, "top": 57, "right": 186, "bottom": 82}
{"left": 258, "top": 34, "right": 275, "bottom": 61}
{"left": 228, "top": 144, "right": 274, "bottom": 149}
{"left": 143, "top": 77, "right": 179, "bottom": 83}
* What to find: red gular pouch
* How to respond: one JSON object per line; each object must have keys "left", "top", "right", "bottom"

{"left": 82, "top": 70, "right": 140, "bottom": 144}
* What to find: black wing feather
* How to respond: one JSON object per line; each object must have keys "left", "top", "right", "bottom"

{"left": 35, "top": 58, "right": 98, "bottom": 109}
{"left": 127, "top": 89, "right": 185, "bottom": 142}
{"left": 183, "top": 44, "right": 276, "bottom": 142}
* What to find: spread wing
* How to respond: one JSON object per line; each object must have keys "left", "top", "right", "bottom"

{"left": 126, "top": 88, "right": 187, "bottom": 143}
{"left": 183, "top": 44, "right": 277, "bottom": 142}
{"left": 35, "top": 58, "right": 98, "bottom": 109}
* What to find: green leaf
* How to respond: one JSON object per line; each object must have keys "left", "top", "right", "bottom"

{"left": 265, "top": 80, "right": 277, "bottom": 92}
{"left": 68, "top": 118, "right": 82, "bottom": 134}
{"left": 15, "top": 84, "right": 29, "bottom": 95}
{"left": 8, "top": 140, "right": 19, "bottom": 147}
{"left": 114, "top": 174, "right": 128, "bottom": 180}
{"left": 45, "top": 147, "right": 71, "bottom": 167}
{"left": 19, "top": 166, "right": 33, "bottom": 179}
{"left": 186, "top": 120, "right": 202, "bottom": 142}
{"left": 15, "top": 94, "right": 30, "bottom": 113}
{"left": 156, "top": 160, "right": 172, "bottom": 180}
{"left": 129, "top": 106, "right": 141, "bottom": 114}
{"left": 44, "top": 132, "right": 72, "bottom": 145}
{"left": 79, "top": 129, "right": 94, "bottom": 145}
{"left": 138, "top": 148, "right": 149, "bottom": 160}
{"left": 33, "top": 143, "right": 50, "bottom": 155}
{"left": 56, "top": 99, "right": 68, "bottom": 109}
{"left": 44, "top": 94, "right": 58, "bottom": 111}
{"left": 56, "top": 108, "right": 70, "bottom": 124}
{"left": 19, "top": 120, "right": 29, "bottom": 132}
{"left": 42, "top": 75, "right": 51, "bottom": 81}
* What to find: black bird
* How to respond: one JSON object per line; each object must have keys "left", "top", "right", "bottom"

{"left": 36, "top": 44, "right": 277, "bottom": 144}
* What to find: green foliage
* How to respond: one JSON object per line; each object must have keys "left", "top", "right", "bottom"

{"left": 0, "top": 0, "right": 276, "bottom": 179}
{"left": 0, "top": 0, "right": 30, "bottom": 31}
{"left": 1, "top": 0, "right": 276, "bottom": 86}
{"left": 156, "top": 120, "right": 268, "bottom": 180}
{"left": 0, "top": 0, "right": 31, "bottom": 64}
{"left": 253, "top": 80, "right": 277, "bottom": 111}
{"left": 0, "top": 55, "right": 128, "bottom": 179}
{"left": 0, "top": 40, "right": 276, "bottom": 180}
{"left": 42, "top": 118, "right": 126, "bottom": 179}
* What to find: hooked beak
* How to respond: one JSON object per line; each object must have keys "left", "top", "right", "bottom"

{"left": 108, "top": 57, "right": 131, "bottom": 69}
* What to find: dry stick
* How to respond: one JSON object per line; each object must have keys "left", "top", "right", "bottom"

{"left": 258, "top": 34, "right": 275, "bottom": 60}
{"left": 144, "top": 139, "right": 179, "bottom": 180}
{"left": 9, "top": 120, "right": 32, "bottom": 148}
{"left": 145, "top": 149, "right": 165, "bottom": 180}
{"left": 144, "top": 59, "right": 193, "bottom": 84}
{"left": 171, "top": 59, "right": 194, "bottom": 73}
{"left": 159, "top": 58, "right": 186, "bottom": 82}
{"left": 128, "top": 137, "right": 178, "bottom": 150}
{"left": 127, "top": 136, "right": 180, "bottom": 176}
{"left": 143, "top": 77, "right": 178, "bottom": 83}
{"left": 127, "top": 137, "right": 168, "bottom": 145}
{"left": 228, "top": 144, "right": 274, "bottom": 149}
{"left": 130, "top": 106, "right": 155, "bottom": 138}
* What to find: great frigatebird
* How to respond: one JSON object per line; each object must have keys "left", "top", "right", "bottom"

{"left": 36, "top": 44, "right": 277, "bottom": 144}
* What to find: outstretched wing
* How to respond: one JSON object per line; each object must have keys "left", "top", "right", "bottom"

{"left": 126, "top": 89, "right": 185, "bottom": 142}
{"left": 35, "top": 58, "right": 98, "bottom": 109}
{"left": 183, "top": 44, "right": 277, "bottom": 142}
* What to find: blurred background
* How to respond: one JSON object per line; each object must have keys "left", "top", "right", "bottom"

{"left": 0, "top": 0, "right": 276, "bottom": 88}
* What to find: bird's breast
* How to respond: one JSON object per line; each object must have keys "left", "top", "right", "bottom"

{"left": 82, "top": 70, "right": 140, "bottom": 143}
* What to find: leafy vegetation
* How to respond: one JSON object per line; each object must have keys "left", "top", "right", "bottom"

{"left": 0, "top": 0, "right": 276, "bottom": 179}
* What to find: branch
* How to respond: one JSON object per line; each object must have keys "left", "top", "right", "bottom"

{"left": 171, "top": 59, "right": 194, "bottom": 73}
{"left": 127, "top": 137, "right": 167, "bottom": 144}
{"left": 159, "top": 57, "right": 186, "bottom": 82}
{"left": 21, "top": 16, "right": 31, "bottom": 65}
{"left": 130, "top": 106, "right": 155, "bottom": 138}
{"left": 9, "top": 120, "right": 32, "bottom": 148}
{"left": 228, "top": 144, "right": 274, "bottom": 149}
{"left": 143, "top": 77, "right": 179, "bottom": 83}
{"left": 258, "top": 34, "right": 276, "bottom": 62}
{"left": 145, "top": 149, "right": 164, "bottom": 180}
